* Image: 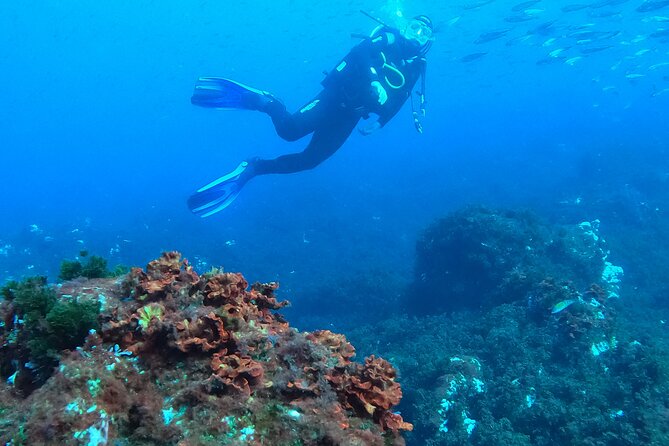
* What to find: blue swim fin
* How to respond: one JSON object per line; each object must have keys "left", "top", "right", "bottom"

{"left": 191, "top": 77, "right": 272, "bottom": 110}
{"left": 187, "top": 161, "right": 251, "bottom": 217}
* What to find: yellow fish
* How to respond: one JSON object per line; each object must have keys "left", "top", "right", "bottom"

{"left": 551, "top": 299, "right": 576, "bottom": 314}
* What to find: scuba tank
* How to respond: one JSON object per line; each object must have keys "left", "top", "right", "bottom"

{"left": 321, "top": 10, "right": 394, "bottom": 89}
{"left": 321, "top": 10, "right": 428, "bottom": 132}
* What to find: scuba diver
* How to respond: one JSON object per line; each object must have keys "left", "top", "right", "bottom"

{"left": 188, "top": 14, "right": 434, "bottom": 217}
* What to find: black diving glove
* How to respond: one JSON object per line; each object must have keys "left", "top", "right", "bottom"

{"left": 358, "top": 114, "right": 382, "bottom": 136}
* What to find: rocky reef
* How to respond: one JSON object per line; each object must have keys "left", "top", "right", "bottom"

{"left": 0, "top": 252, "right": 411, "bottom": 445}
{"left": 351, "top": 207, "right": 669, "bottom": 445}
{"left": 409, "top": 206, "right": 619, "bottom": 313}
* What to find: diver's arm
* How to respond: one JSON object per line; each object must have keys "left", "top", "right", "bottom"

{"left": 376, "top": 94, "right": 409, "bottom": 127}
{"left": 359, "top": 90, "right": 408, "bottom": 135}
{"left": 358, "top": 87, "right": 408, "bottom": 136}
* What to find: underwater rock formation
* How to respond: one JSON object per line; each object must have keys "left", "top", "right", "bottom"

{"left": 409, "top": 206, "right": 615, "bottom": 313}
{"left": 348, "top": 206, "right": 669, "bottom": 445}
{"left": 0, "top": 252, "right": 411, "bottom": 445}
{"left": 367, "top": 299, "right": 669, "bottom": 446}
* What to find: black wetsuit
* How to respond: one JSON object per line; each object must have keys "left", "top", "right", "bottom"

{"left": 252, "top": 27, "right": 427, "bottom": 176}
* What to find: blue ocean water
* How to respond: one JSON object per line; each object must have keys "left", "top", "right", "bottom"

{"left": 2, "top": 1, "right": 668, "bottom": 308}
{"left": 1, "top": 2, "right": 669, "bottom": 440}
{"left": 0, "top": 1, "right": 666, "bottom": 306}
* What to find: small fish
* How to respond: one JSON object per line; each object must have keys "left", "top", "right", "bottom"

{"left": 637, "top": 0, "right": 669, "bottom": 13}
{"left": 551, "top": 299, "right": 576, "bottom": 314}
{"left": 580, "top": 45, "right": 613, "bottom": 54}
{"left": 590, "top": 0, "right": 630, "bottom": 5}
{"left": 448, "top": 16, "right": 462, "bottom": 26}
{"left": 642, "top": 15, "right": 669, "bottom": 22}
{"left": 569, "top": 23, "right": 597, "bottom": 30}
{"left": 589, "top": 9, "right": 622, "bottom": 18}
{"left": 565, "top": 56, "right": 583, "bottom": 65}
{"left": 505, "top": 13, "right": 536, "bottom": 22}
{"left": 625, "top": 73, "right": 645, "bottom": 79}
{"left": 542, "top": 37, "right": 557, "bottom": 46}
{"left": 649, "top": 61, "right": 669, "bottom": 69}
{"left": 562, "top": 4, "right": 590, "bottom": 12}
{"left": 506, "top": 35, "right": 533, "bottom": 45}
{"left": 7, "top": 371, "right": 18, "bottom": 385}
{"left": 549, "top": 47, "right": 568, "bottom": 57}
{"left": 529, "top": 20, "right": 556, "bottom": 36}
{"left": 536, "top": 57, "right": 563, "bottom": 65}
{"left": 461, "top": 52, "right": 488, "bottom": 62}
{"left": 634, "top": 48, "right": 652, "bottom": 56}
{"left": 474, "top": 29, "right": 511, "bottom": 44}
{"left": 463, "top": 0, "right": 495, "bottom": 9}
{"left": 650, "top": 29, "right": 669, "bottom": 38}
{"left": 652, "top": 87, "right": 669, "bottom": 96}
{"left": 569, "top": 30, "right": 621, "bottom": 41}
{"left": 512, "top": 0, "right": 541, "bottom": 11}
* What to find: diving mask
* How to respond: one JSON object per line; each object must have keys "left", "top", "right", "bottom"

{"left": 405, "top": 18, "right": 433, "bottom": 47}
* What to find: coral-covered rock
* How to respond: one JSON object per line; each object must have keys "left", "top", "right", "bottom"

{"left": 127, "top": 251, "right": 199, "bottom": 301}
{"left": 307, "top": 330, "right": 356, "bottom": 367}
{"left": 0, "top": 252, "right": 411, "bottom": 445}
{"left": 209, "top": 353, "right": 264, "bottom": 396}
{"left": 203, "top": 272, "right": 247, "bottom": 307}
{"left": 409, "top": 207, "right": 615, "bottom": 313}
{"left": 326, "top": 355, "right": 412, "bottom": 432}
{"left": 173, "top": 311, "right": 230, "bottom": 353}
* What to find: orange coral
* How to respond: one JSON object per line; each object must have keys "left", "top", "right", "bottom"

{"left": 210, "top": 352, "right": 264, "bottom": 396}
{"left": 250, "top": 282, "right": 290, "bottom": 311}
{"left": 380, "top": 412, "right": 414, "bottom": 432}
{"left": 147, "top": 251, "right": 182, "bottom": 279}
{"left": 203, "top": 274, "right": 290, "bottom": 343}
{"left": 128, "top": 252, "right": 199, "bottom": 301}
{"left": 306, "top": 330, "right": 356, "bottom": 367}
{"left": 352, "top": 356, "right": 402, "bottom": 411}
{"left": 203, "top": 273, "right": 247, "bottom": 307}
{"left": 174, "top": 312, "right": 231, "bottom": 353}
{"left": 326, "top": 356, "right": 412, "bottom": 432}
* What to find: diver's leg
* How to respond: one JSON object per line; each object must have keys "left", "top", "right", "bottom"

{"left": 191, "top": 77, "right": 327, "bottom": 141}
{"left": 251, "top": 111, "right": 360, "bottom": 175}
{"left": 264, "top": 92, "right": 331, "bottom": 142}
{"left": 188, "top": 110, "right": 356, "bottom": 217}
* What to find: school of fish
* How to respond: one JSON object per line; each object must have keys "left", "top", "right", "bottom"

{"left": 448, "top": 0, "right": 669, "bottom": 98}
